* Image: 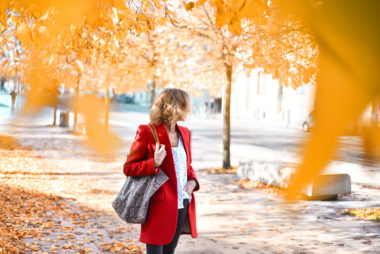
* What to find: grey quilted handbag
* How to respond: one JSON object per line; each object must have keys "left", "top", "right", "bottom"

{"left": 112, "top": 124, "right": 169, "bottom": 224}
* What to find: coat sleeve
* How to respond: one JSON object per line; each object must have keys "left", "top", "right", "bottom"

{"left": 123, "top": 125, "right": 158, "bottom": 177}
{"left": 187, "top": 129, "right": 200, "bottom": 192}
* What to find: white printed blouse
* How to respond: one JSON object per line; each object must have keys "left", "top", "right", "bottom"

{"left": 171, "top": 135, "right": 191, "bottom": 209}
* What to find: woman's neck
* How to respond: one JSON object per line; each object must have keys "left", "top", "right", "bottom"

{"left": 165, "top": 122, "right": 176, "bottom": 133}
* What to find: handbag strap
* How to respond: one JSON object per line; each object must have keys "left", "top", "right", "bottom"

{"left": 147, "top": 123, "right": 160, "bottom": 146}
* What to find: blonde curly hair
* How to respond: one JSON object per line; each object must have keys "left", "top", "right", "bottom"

{"left": 150, "top": 88, "right": 191, "bottom": 125}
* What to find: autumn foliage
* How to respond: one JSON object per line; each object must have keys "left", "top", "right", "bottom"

{"left": 1, "top": 0, "right": 379, "bottom": 199}
{"left": 188, "top": 0, "right": 380, "bottom": 196}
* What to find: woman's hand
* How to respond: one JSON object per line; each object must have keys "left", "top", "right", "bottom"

{"left": 183, "top": 180, "right": 197, "bottom": 196}
{"left": 154, "top": 143, "right": 166, "bottom": 167}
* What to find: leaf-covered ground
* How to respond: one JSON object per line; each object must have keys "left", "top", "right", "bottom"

{"left": 1, "top": 125, "right": 379, "bottom": 254}
{"left": 0, "top": 183, "right": 144, "bottom": 253}
{"left": 346, "top": 208, "right": 380, "bottom": 221}
{"left": 236, "top": 179, "right": 309, "bottom": 200}
{"left": 0, "top": 133, "right": 144, "bottom": 253}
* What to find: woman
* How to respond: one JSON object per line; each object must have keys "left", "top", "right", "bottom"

{"left": 123, "top": 88, "right": 200, "bottom": 254}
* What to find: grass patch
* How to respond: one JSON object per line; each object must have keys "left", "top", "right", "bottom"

{"left": 236, "top": 179, "right": 309, "bottom": 200}
{"left": 200, "top": 166, "right": 237, "bottom": 174}
{"left": 344, "top": 208, "right": 380, "bottom": 221}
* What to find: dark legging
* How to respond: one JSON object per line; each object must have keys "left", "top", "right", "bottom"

{"left": 146, "top": 199, "right": 189, "bottom": 254}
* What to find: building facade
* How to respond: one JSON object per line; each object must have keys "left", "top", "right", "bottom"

{"left": 230, "top": 69, "right": 315, "bottom": 128}
{"left": 127, "top": 70, "right": 316, "bottom": 128}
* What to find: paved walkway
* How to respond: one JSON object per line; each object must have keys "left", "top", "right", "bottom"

{"left": 0, "top": 122, "right": 379, "bottom": 253}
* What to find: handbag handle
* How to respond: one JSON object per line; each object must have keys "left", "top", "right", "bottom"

{"left": 125, "top": 124, "right": 161, "bottom": 166}
{"left": 147, "top": 123, "right": 160, "bottom": 146}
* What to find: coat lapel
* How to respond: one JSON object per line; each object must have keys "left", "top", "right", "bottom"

{"left": 177, "top": 125, "right": 189, "bottom": 163}
{"left": 155, "top": 123, "right": 176, "bottom": 177}
{"left": 154, "top": 123, "right": 190, "bottom": 176}
{"left": 155, "top": 122, "right": 170, "bottom": 149}
{"left": 177, "top": 125, "right": 191, "bottom": 175}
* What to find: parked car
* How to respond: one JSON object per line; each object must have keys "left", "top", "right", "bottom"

{"left": 302, "top": 112, "right": 315, "bottom": 132}
{"left": 113, "top": 93, "right": 135, "bottom": 104}
{"left": 302, "top": 111, "right": 359, "bottom": 134}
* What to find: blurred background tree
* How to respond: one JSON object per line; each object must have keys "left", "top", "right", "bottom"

{"left": 1, "top": 0, "right": 377, "bottom": 193}
{"left": 183, "top": 0, "right": 317, "bottom": 169}
{"left": 187, "top": 0, "right": 380, "bottom": 195}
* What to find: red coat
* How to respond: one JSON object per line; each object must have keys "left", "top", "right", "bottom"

{"left": 123, "top": 123, "right": 199, "bottom": 245}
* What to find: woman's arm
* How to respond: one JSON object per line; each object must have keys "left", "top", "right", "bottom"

{"left": 188, "top": 167, "right": 200, "bottom": 192}
{"left": 187, "top": 129, "right": 200, "bottom": 192}
{"left": 123, "top": 125, "right": 158, "bottom": 177}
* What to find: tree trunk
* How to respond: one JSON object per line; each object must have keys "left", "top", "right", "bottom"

{"left": 11, "top": 92, "right": 16, "bottom": 112}
{"left": 105, "top": 88, "right": 110, "bottom": 134}
{"left": 74, "top": 74, "right": 80, "bottom": 130}
{"left": 0, "top": 78, "right": 4, "bottom": 90}
{"left": 277, "top": 84, "right": 283, "bottom": 112}
{"left": 53, "top": 96, "right": 57, "bottom": 126}
{"left": 150, "top": 80, "right": 156, "bottom": 106}
{"left": 223, "top": 64, "right": 232, "bottom": 169}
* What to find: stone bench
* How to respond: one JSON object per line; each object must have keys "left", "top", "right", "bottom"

{"left": 303, "top": 174, "right": 351, "bottom": 200}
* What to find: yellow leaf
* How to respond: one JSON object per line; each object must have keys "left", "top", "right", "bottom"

{"left": 37, "top": 25, "right": 49, "bottom": 41}
{"left": 184, "top": 2, "right": 195, "bottom": 11}
{"left": 15, "top": 23, "right": 32, "bottom": 47}
{"left": 0, "top": 1, "right": 8, "bottom": 28}
{"left": 196, "top": 0, "right": 207, "bottom": 7}
{"left": 158, "top": 17, "right": 167, "bottom": 26}
{"left": 152, "top": 0, "right": 162, "bottom": 8}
